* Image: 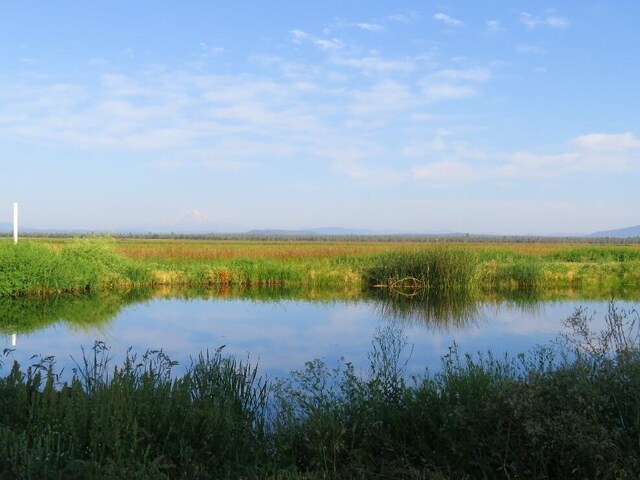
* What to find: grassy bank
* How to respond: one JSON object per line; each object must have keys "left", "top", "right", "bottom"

{"left": 0, "top": 240, "right": 151, "bottom": 296}
{"left": 0, "top": 305, "right": 638, "bottom": 478}
{"left": 3, "top": 238, "right": 640, "bottom": 297}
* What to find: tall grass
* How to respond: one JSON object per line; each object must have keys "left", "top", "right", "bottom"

{"left": 0, "top": 240, "right": 151, "bottom": 297}
{"left": 4, "top": 238, "right": 640, "bottom": 297}
{"left": 1, "top": 305, "right": 638, "bottom": 477}
{"left": 364, "top": 248, "right": 476, "bottom": 292}
{"left": 0, "top": 343, "right": 269, "bottom": 479}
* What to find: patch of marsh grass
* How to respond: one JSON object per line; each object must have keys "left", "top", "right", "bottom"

{"left": 364, "top": 248, "right": 476, "bottom": 292}
{"left": 0, "top": 239, "right": 151, "bottom": 297}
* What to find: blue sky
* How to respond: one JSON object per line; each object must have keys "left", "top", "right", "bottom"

{"left": 1, "top": 1, "right": 638, "bottom": 235}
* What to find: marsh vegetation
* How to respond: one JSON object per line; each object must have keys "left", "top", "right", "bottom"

{"left": 2, "top": 237, "right": 640, "bottom": 477}
{"left": 0, "top": 305, "right": 638, "bottom": 478}
{"left": 2, "top": 237, "right": 640, "bottom": 298}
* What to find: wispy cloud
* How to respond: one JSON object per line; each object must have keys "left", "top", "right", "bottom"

{"left": 314, "top": 38, "right": 342, "bottom": 50}
{"left": 290, "top": 29, "right": 342, "bottom": 50}
{"left": 429, "top": 67, "right": 491, "bottom": 83}
{"left": 517, "top": 44, "right": 546, "bottom": 55}
{"left": 348, "top": 80, "right": 413, "bottom": 116}
{"left": 486, "top": 20, "right": 504, "bottom": 32}
{"left": 332, "top": 159, "right": 404, "bottom": 185}
{"left": 434, "top": 13, "right": 464, "bottom": 28}
{"left": 520, "top": 12, "right": 569, "bottom": 29}
{"left": 421, "top": 84, "right": 476, "bottom": 102}
{"left": 356, "top": 22, "right": 384, "bottom": 32}
{"left": 331, "top": 56, "right": 416, "bottom": 74}
{"left": 388, "top": 14, "right": 410, "bottom": 23}
{"left": 420, "top": 67, "right": 490, "bottom": 103}
{"left": 290, "top": 29, "right": 309, "bottom": 43}
{"left": 408, "top": 132, "right": 640, "bottom": 184}
{"left": 572, "top": 132, "right": 640, "bottom": 151}
{"left": 412, "top": 160, "right": 477, "bottom": 182}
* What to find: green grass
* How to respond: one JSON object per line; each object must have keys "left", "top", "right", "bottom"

{"left": 0, "top": 239, "right": 151, "bottom": 296}
{"left": 364, "top": 248, "right": 477, "bottom": 292}
{"left": 0, "top": 305, "right": 639, "bottom": 478}
{"left": 3, "top": 238, "right": 640, "bottom": 298}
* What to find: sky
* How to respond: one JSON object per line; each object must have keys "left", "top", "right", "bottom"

{"left": 0, "top": 1, "right": 639, "bottom": 235}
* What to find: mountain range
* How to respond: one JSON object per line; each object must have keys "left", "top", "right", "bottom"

{"left": 588, "top": 225, "right": 640, "bottom": 238}
{"left": 1, "top": 222, "right": 639, "bottom": 238}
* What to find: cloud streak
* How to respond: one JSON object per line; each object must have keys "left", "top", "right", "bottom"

{"left": 520, "top": 12, "right": 569, "bottom": 29}
{"left": 434, "top": 13, "right": 464, "bottom": 28}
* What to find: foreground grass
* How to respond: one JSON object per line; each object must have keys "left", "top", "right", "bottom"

{"left": 3, "top": 238, "right": 640, "bottom": 297}
{"left": 0, "top": 305, "right": 638, "bottom": 478}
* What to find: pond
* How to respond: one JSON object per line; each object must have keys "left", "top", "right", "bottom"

{"left": 0, "top": 287, "right": 638, "bottom": 380}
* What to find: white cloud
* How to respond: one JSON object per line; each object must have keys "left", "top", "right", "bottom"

{"left": 332, "top": 56, "right": 416, "bottom": 73}
{"left": 517, "top": 44, "right": 546, "bottom": 55}
{"left": 332, "top": 160, "right": 403, "bottom": 185}
{"left": 348, "top": 80, "right": 413, "bottom": 116}
{"left": 357, "top": 22, "right": 384, "bottom": 32}
{"left": 291, "top": 28, "right": 342, "bottom": 50}
{"left": 412, "top": 161, "right": 477, "bottom": 182}
{"left": 313, "top": 38, "right": 342, "bottom": 50}
{"left": 429, "top": 67, "right": 491, "bottom": 83}
{"left": 406, "top": 131, "right": 640, "bottom": 185}
{"left": 434, "top": 13, "right": 464, "bottom": 28}
{"left": 419, "top": 67, "right": 490, "bottom": 103}
{"left": 388, "top": 14, "right": 411, "bottom": 23}
{"left": 520, "top": 12, "right": 569, "bottom": 29}
{"left": 486, "top": 20, "right": 503, "bottom": 32}
{"left": 572, "top": 132, "right": 640, "bottom": 151}
{"left": 290, "top": 29, "right": 309, "bottom": 43}
{"left": 0, "top": 71, "right": 327, "bottom": 156}
{"left": 422, "top": 84, "right": 476, "bottom": 102}
{"left": 402, "top": 137, "right": 447, "bottom": 157}
{"left": 497, "top": 152, "right": 580, "bottom": 178}
{"left": 497, "top": 133, "right": 640, "bottom": 178}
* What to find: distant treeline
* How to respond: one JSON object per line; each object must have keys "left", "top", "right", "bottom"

{"left": 2, "top": 231, "right": 640, "bottom": 244}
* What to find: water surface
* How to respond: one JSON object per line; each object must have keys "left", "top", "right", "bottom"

{"left": 0, "top": 288, "right": 637, "bottom": 379}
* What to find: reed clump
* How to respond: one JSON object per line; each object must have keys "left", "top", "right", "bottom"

{"left": 364, "top": 248, "right": 477, "bottom": 293}
{"left": 2, "top": 305, "right": 638, "bottom": 478}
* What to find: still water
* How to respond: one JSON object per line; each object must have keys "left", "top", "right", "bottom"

{"left": 0, "top": 289, "right": 637, "bottom": 379}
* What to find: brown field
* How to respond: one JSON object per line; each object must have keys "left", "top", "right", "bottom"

{"left": 107, "top": 238, "right": 640, "bottom": 263}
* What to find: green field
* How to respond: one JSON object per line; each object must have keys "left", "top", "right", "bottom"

{"left": 2, "top": 237, "right": 640, "bottom": 297}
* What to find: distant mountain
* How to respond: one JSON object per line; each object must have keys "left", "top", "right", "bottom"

{"left": 589, "top": 225, "right": 640, "bottom": 238}
{"left": 246, "top": 227, "right": 398, "bottom": 236}
{"left": 0, "top": 222, "right": 39, "bottom": 233}
{"left": 246, "top": 229, "right": 317, "bottom": 236}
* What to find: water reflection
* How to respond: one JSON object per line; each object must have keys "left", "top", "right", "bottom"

{"left": 367, "top": 288, "right": 479, "bottom": 330}
{"left": 0, "top": 287, "right": 638, "bottom": 380}
{"left": 1, "top": 285, "right": 639, "bottom": 335}
{"left": 0, "top": 289, "right": 155, "bottom": 334}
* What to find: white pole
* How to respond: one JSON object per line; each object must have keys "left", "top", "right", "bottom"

{"left": 11, "top": 333, "right": 16, "bottom": 347}
{"left": 13, "top": 202, "right": 18, "bottom": 244}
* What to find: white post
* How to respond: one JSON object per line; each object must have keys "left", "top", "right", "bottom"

{"left": 13, "top": 202, "right": 18, "bottom": 244}
{"left": 11, "top": 333, "right": 16, "bottom": 347}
